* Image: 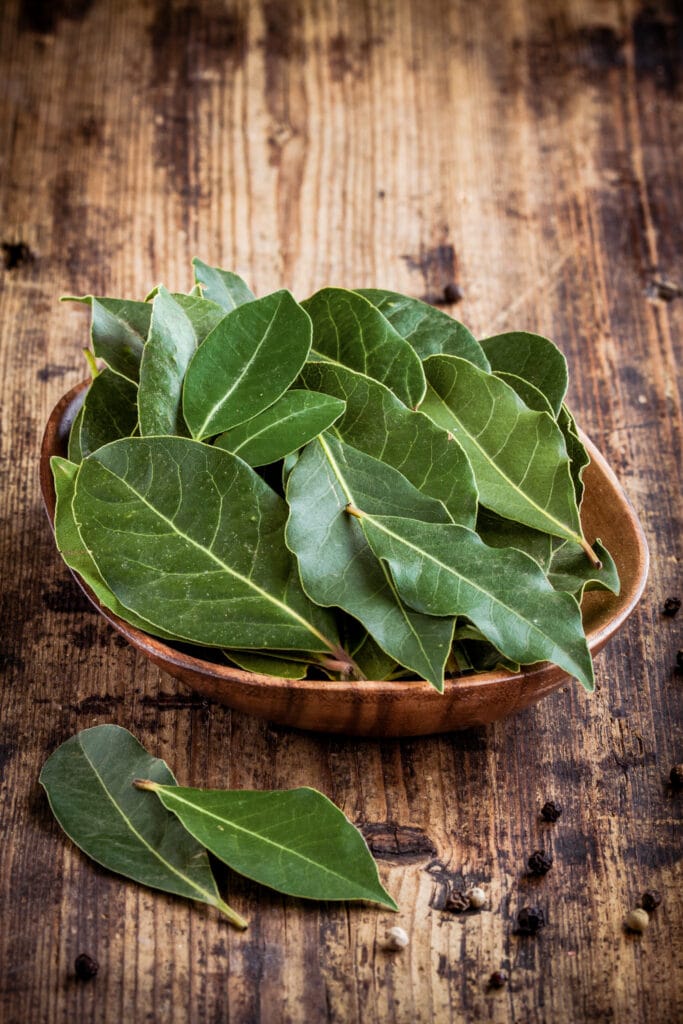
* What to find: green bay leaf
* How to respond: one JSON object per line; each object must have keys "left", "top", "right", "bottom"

{"left": 192, "top": 258, "right": 255, "bottom": 310}
{"left": 285, "top": 434, "right": 454, "bottom": 690}
{"left": 138, "top": 286, "right": 199, "bottom": 437}
{"left": 548, "top": 539, "right": 619, "bottom": 599}
{"left": 51, "top": 457, "right": 179, "bottom": 640}
{"left": 357, "top": 513, "right": 594, "bottom": 690}
{"left": 78, "top": 366, "right": 138, "bottom": 458}
{"left": 357, "top": 288, "right": 490, "bottom": 370}
{"left": 40, "top": 725, "right": 245, "bottom": 926}
{"left": 558, "top": 405, "right": 590, "bottom": 506}
{"left": 480, "top": 331, "right": 568, "bottom": 417}
{"left": 302, "top": 288, "right": 426, "bottom": 408}
{"left": 421, "top": 356, "right": 595, "bottom": 560}
{"left": 183, "top": 290, "right": 312, "bottom": 440}
{"left": 64, "top": 296, "right": 152, "bottom": 382}
{"left": 138, "top": 782, "right": 397, "bottom": 909}
{"left": 300, "top": 361, "right": 477, "bottom": 527}
{"left": 214, "top": 390, "right": 345, "bottom": 467}
{"left": 73, "top": 437, "right": 339, "bottom": 654}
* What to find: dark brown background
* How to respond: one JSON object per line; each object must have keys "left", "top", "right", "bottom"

{"left": 1, "top": 1, "right": 681, "bottom": 1021}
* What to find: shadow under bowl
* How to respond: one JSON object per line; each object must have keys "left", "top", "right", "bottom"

{"left": 40, "top": 382, "right": 649, "bottom": 737}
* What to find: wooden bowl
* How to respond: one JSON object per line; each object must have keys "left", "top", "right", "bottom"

{"left": 41, "top": 382, "right": 649, "bottom": 737}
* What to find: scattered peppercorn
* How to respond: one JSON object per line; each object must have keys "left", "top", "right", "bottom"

{"left": 444, "top": 889, "right": 471, "bottom": 913}
{"left": 663, "top": 597, "right": 681, "bottom": 617}
{"left": 641, "top": 890, "right": 662, "bottom": 912}
{"left": 669, "top": 764, "right": 683, "bottom": 789}
{"left": 488, "top": 969, "right": 508, "bottom": 989}
{"left": 443, "top": 282, "right": 463, "bottom": 304}
{"left": 385, "top": 926, "right": 409, "bottom": 950}
{"left": 516, "top": 906, "right": 546, "bottom": 935}
{"left": 466, "top": 886, "right": 487, "bottom": 909}
{"left": 74, "top": 953, "right": 99, "bottom": 980}
{"left": 528, "top": 850, "right": 553, "bottom": 876}
{"left": 624, "top": 908, "right": 649, "bottom": 933}
{"left": 540, "top": 800, "right": 562, "bottom": 822}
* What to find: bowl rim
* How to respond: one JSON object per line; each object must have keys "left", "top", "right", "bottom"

{"left": 40, "top": 379, "right": 650, "bottom": 699}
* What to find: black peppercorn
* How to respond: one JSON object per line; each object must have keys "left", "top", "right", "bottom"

{"left": 662, "top": 597, "right": 681, "bottom": 617}
{"left": 669, "top": 764, "right": 683, "bottom": 789}
{"left": 444, "top": 889, "right": 470, "bottom": 913}
{"left": 488, "top": 969, "right": 508, "bottom": 988}
{"left": 443, "top": 282, "right": 463, "bottom": 304}
{"left": 74, "top": 953, "right": 99, "bottom": 980}
{"left": 641, "top": 890, "right": 662, "bottom": 912}
{"left": 516, "top": 906, "right": 546, "bottom": 934}
{"left": 540, "top": 800, "right": 562, "bottom": 823}
{"left": 528, "top": 850, "right": 553, "bottom": 875}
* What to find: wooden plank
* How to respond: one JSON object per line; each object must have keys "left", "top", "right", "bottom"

{"left": 0, "top": 0, "right": 681, "bottom": 1021}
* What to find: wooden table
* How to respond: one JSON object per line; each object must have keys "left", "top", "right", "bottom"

{"left": 1, "top": 1, "right": 681, "bottom": 1021}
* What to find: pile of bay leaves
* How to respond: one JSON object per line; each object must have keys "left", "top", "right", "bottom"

{"left": 52, "top": 259, "right": 619, "bottom": 694}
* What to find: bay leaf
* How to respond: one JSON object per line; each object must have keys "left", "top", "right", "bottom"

{"left": 480, "top": 331, "right": 568, "bottom": 416}
{"left": 138, "top": 286, "right": 213, "bottom": 437}
{"left": 558, "top": 405, "right": 590, "bottom": 506}
{"left": 421, "top": 356, "right": 597, "bottom": 561}
{"left": 214, "top": 390, "right": 346, "bottom": 467}
{"left": 78, "top": 366, "right": 138, "bottom": 458}
{"left": 357, "top": 288, "right": 490, "bottom": 370}
{"left": 548, "top": 539, "right": 619, "bottom": 599}
{"left": 136, "top": 782, "right": 397, "bottom": 909}
{"left": 183, "top": 290, "right": 312, "bottom": 440}
{"left": 192, "top": 257, "right": 255, "bottom": 310}
{"left": 170, "top": 291, "right": 227, "bottom": 342}
{"left": 73, "top": 436, "right": 340, "bottom": 654}
{"left": 51, "top": 457, "right": 180, "bottom": 640}
{"left": 67, "top": 403, "right": 85, "bottom": 463}
{"left": 64, "top": 296, "right": 152, "bottom": 382}
{"left": 476, "top": 508, "right": 553, "bottom": 571}
{"left": 40, "top": 725, "right": 246, "bottom": 926}
{"left": 224, "top": 650, "right": 308, "bottom": 679}
{"left": 300, "top": 360, "right": 477, "bottom": 527}
{"left": 302, "top": 288, "right": 426, "bottom": 408}
{"left": 285, "top": 434, "right": 454, "bottom": 690}
{"left": 494, "top": 371, "right": 554, "bottom": 415}
{"left": 356, "top": 513, "right": 594, "bottom": 689}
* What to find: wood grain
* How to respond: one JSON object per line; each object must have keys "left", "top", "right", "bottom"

{"left": 1, "top": 0, "right": 681, "bottom": 1021}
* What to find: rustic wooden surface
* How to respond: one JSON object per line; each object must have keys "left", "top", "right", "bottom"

{"left": 1, "top": 1, "right": 681, "bottom": 1021}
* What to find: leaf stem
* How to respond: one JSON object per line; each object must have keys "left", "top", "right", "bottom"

{"left": 579, "top": 537, "right": 602, "bottom": 569}
{"left": 345, "top": 503, "right": 364, "bottom": 520}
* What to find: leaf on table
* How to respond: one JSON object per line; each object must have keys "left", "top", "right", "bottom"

{"left": 78, "top": 366, "right": 138, "bottom": 458}
{"left": 285, "top": 434, "right": 454, "bottom": 690}
{"left": 73, "top": 437, "right": 340, "bottom": 654}
{"left": 421, "top": 356, "right": 594, "bottom": 558}
{"left": 302, "top": 288, "right": 426, "bottom": 408}
{"left": 548, "top": 539, "right": 620, "bottom": 599}
{"left": 192, "top": 258, "right": 256, "bottom": 310}
{"left": 357, "top": 288, "right": 490, "bottom": 370}
{"left": 40, "top": 725, "right": 245, "bottom": 926}
{"left": 63, "top": 296, "right": 152, "bottom": 383}
{"left": 558, "top": 404, "right": 590, "bottom": 506}
{"left": 138, "top": 782, "right": 397, "bottom": 909}
{"left": 480, "top": 331, "right": 568, "bottom": 417}
{"left": 183, "top": 290, "right": 312, "bottom": 439}
{"left": 357, "top": 513, "right": 594, "bottom": 690}
{"left": 300, "top": 361, "right": 477, "bottom": 527}
{"left": 214, "top": 390, "right": 346, "bottom": 467}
